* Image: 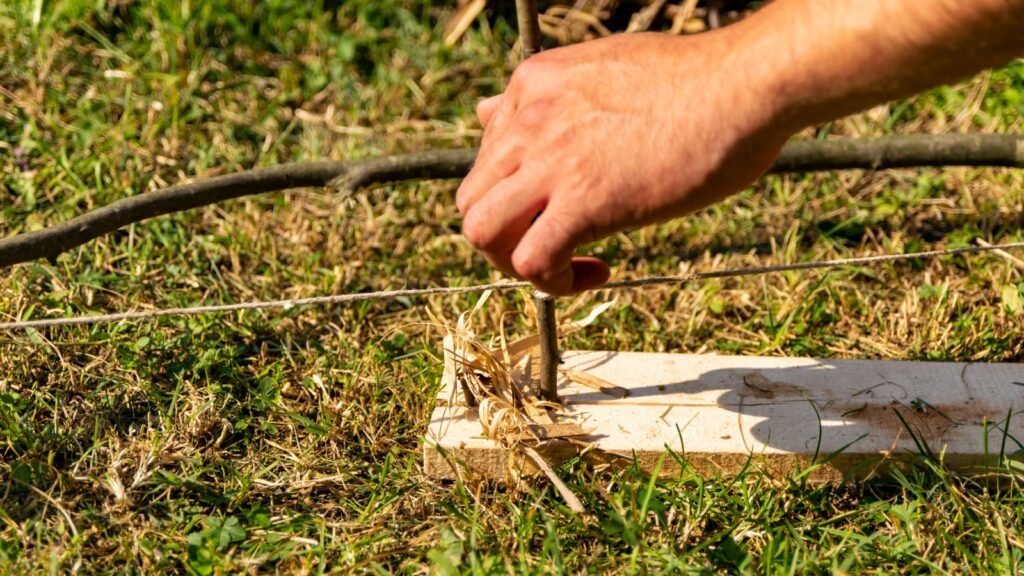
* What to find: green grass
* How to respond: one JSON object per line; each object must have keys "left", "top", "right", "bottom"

{"left": 2, "top": 0, "right": 1024, "bottom": 573}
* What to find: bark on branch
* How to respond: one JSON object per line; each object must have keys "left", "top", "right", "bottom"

{"left": 1, "top": 134, "right": 1022, "bottom": 269}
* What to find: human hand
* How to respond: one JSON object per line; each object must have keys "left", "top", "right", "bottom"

{"left": 456, "top": 29, "right": 794, "bottom": 295}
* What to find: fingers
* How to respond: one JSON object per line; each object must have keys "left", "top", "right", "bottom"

{"left": 462, "top": 79, "right": 612, "bottom": 294}
{"left": 511, "top": 206, "right": 609, "bottom": 295}
{"left": 477, "top": 95, "right": 503, "bottom": 127}
{"left": 461, "top": 170, "right": 548, "bottom": 277}
{"left": 456, "top": 147, "right": 519, "bottom": 216}
{"left": 568, "top": 256, "right": 612, "bottom": 293}
{"left": 463, "top": 176, "right": 610, "bottom": 294}
{"left": 456, "top": 97, "right": 520, "bottom": 215}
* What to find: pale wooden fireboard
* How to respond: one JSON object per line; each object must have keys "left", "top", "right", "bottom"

{"left": 424, "top": 351, "right": 1024, "bottom": 482}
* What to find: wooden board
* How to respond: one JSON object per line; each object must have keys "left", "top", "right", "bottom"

{"left": 424, "top": 351, "right": 1024, "bottom": 482}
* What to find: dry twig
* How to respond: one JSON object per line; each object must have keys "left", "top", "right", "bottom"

{"left": 2, "top": 134, "right": 1021, "bottom": 270}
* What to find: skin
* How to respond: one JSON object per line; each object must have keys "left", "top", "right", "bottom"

{"left": 456, "top": 0, "right": 1024, "bottom": 295}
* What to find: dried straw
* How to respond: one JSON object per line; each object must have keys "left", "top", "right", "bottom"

{"left": 434, "top": 292, "right": 620, "bottom": 512}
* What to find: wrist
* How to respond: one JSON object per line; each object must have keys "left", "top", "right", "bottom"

{"left": 731, "top": 0, "right": 1024, "bottom": 135}
{"left": 721, "top": 2, "right": 830, "bottom": 136}
{"left": 689, "top": 10, "right": 809, "bottom": 143}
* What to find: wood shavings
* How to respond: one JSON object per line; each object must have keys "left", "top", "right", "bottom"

{"left": 434, "top": 296, "right": 618, "bottom": 512}
{"left": 563, "top": 370, "right": 630, "bottom": 399}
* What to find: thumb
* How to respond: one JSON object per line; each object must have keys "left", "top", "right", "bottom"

{"left": 569, "top": 256, "right": 611, "bottom": 292}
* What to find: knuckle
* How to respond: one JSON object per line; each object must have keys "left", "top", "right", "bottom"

{"left": 515, "top": 101, "right": 550, "bottom": 129}
{"left": 511, "top": 249, "right": 549, "bottom": 282}
{"left": 462, "top": 219, "right": 484, "bottom": 248}
{"left": 514, "top": 262, "right": 542, "bottom": 283}
{"left": 510, "top": 58, "right": 542, "bottom": 86}
{"left": 455, "top": 174, "right": 483, "bottom": 215}
{"left": 455, "top": 187, "right": 470, "bottom": 215}
{"left": 580, "top": 212, "right": 612, "bottom": 245}
{"left": 462, "top": 211, "right": 496, "bottom": 250}
{"left": 476, "top": 96, "right": 503, "bottom": 125}
{"left": 547, "top": 210, "right": 582, "bottom": 248}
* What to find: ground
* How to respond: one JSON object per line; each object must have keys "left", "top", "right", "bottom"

{"left": 1, "top": 1, "right": 1024, "bottom": 573}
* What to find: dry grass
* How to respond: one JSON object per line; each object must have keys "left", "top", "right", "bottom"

{"left": 2, "top": 0, "right": 1024, "bottom": 573}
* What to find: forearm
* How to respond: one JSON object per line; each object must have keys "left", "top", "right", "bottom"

{"left": 739, "top": 0, "right": 1024, "bottom": 132}
{"left": 457, "top": 0, "right": 1024, "bottom": 294}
